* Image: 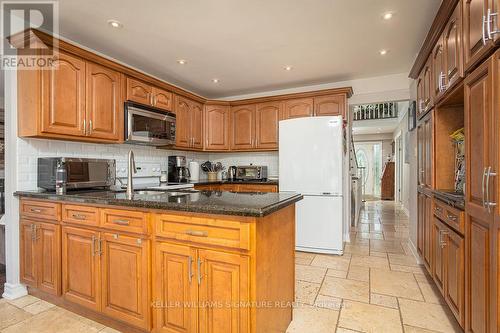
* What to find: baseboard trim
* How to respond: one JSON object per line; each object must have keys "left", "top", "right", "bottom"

{"left": 2, "top": 283, "right": 28, "bottom": 300}
{"left": 407, "top": 239, "right": 423, "bottom": 265}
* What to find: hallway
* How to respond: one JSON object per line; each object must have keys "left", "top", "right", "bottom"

{"left": 287, "top": 201, "right": 462, "bottom": 332}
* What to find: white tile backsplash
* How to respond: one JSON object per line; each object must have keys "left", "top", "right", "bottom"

{"left": 208, "top": 151, "right": 279, "bottom": 178}
{"left": 15, "top": 138, "right": 279, "bottom": 190}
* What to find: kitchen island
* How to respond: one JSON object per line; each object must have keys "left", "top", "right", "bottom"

{"left": 14, "top": 189, "right": 301, "bottom": 333}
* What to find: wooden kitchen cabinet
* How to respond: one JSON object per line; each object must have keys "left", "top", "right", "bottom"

{"left": 432, "top": 37, "right": 445, "bottom": 101}
{"left": 153, "top": 242, "right": 198, "bottom": 333}
{"left": 463, "top": 0, "right": 496, "bottom": 72}
{"left": 41, "top": 51, "right": 87, "bottom": 137}
{"left": 231, "top": 104, "right": 256, "bottom": 150}
{"left": 313, "top": 95, "right": 346, "bottom": 117}
{"left": 417, "top": 111, "right": 434, "bottom": 190}
{"left": 283, "top": 98, "right": 314, "bottom": 119}
{"left": 443, "top": 3, "right": 463, "bottom": 90}
{"left": 175, "top": 96, "right": 203, "bottom": 149}
{"left": 255, "top": 102, "right": 281, "bottom": 149}
{"left": 86, "top": 62, "right": 122, "bottom": 141}
{"left": 126, "top": 77, "right": 153, "bottom": 105}
{"left": 204, "top": 104, "right": 230, "bottom": 151}
{"left": 464, "top": 53, "right": 496, "bottom": 333}
{"left": 62, "top": 226, "right": 101, "bottom": 312}
{"left": 101, "top": 233, "right": 150, "bottom": 330}
{"left": 152, "top": 87, "right": 174, "bottom": 111}
{"left": 417, "top": 192, "right": 425, "bottom": 256}
{"left": 433, "top": 216, "right": 446, "bottom": 294}
{"left": 424, "top": 194, "right": 433, "bottom": 271}
{"left": 198, "top": 249, "right": 250, "bottom": 333}
{"left": 20, "top": 219, "right": 61, "bottom": 296}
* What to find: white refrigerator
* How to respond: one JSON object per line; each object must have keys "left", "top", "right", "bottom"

{"left": 279, "top": 116, "right": 346, "bottom": 255}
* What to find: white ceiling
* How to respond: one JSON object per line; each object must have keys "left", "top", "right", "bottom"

{"left": 7, "top": 0, "right": 441, "bottom": 99}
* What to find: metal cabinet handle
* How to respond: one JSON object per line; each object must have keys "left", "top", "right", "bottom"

{"left": 482, "top": 167, "right": 487, "bottom": 208}
{"left": 438, "top": 71, "right": 443, "bottom": 92}
{"left": 197, "top": 257, "right": 203, "bottom": 285}
{"left": 89, "top": 120, "right": 93, "bottom": 135}
{"left": 488, "top": 9, "right": 500, "bottom": 39}
{"left": 83, "top": 119, "right": 87, "bottom": 134}
{"left": 447, "top": 214, "right": 458, "bottom": 222}
{"left": 30, "top": 208, "right": 42, "bottom": 213}
{"left": 440, "top": 230, "right": 448, "bottom": 248}
{"left": 113, "top": 219, "right": 130, "bottom": 226}
{"left": 98, "top": 238, "right": 103, "bottom": 256}
{"left": 91, "top": 236, "right": 96, "bottom": 256}
{"left": 486, "top": 167, "right": 497, "bottom": 213}
{"left": 440, "top": 72, "right": 447, "bottom": 91}
{"left": 186, "top": 230, "right": 208, "bottom": 237}
{"left": 483, "top": 15, "right": 489, "bottom": 45}
{"left": 188, "top": 256, "right": 193, "bottom": 283}
{"left": 72, "top": 214, "right": 87, "bottom": 220}
{"left": 31, "top": 224, "right": 37, "bottom": 241}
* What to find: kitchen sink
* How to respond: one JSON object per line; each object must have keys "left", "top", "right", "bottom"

{"left": 134, "top": 190, "right": 166, "bottom": 195}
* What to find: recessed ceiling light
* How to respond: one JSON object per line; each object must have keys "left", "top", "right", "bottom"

{"left": 379, "top": 49, "right": 388, "bottom": 55}
{"left": 212, "top": 78, "right": 220, "bottom": 83}
{"left": 284, "top": 66, "right": 293, "bottom": 71}
{"left": 107, "top": 19, "right": 123, "bottom": 28}
{"left": 177, "top": 59, "right": 187, "bottom": 65}
{"left": 382, "top": 12, "right": 394, "bottom": 20}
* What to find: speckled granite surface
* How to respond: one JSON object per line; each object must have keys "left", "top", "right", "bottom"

{"left": 432, "top": 190, "right": 465, "bottom": 210}
{"left": 14, "top": 189, "right": 300, "bottom": 217}
{"left": 190, "top": 179, "right": 279, "bottom": 185}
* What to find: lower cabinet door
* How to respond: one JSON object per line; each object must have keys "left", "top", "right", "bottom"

{"left": 445, "top": 228, "right": 465, "bottom": 328}
{"left": 61, "top": 226, "right": 101, "bottom": 311}
{"left": 20, "top": 219, "right": 37, "bottom": 287}
{"left": 101, "top": 233, "right": 150, "bottom": 330}
{"left": 154, "top": 242, "right": 198, "bottom": 333}
{"left": 423, "top": 195, "right": 433, "bottom": 270}
{"left": 198, "top": 249, "right": 250, "bottom": 333}
{"left": 36, "top": 222, "right": 61, "bottom": 296}
{"left": 432, "top": 218, "right": 446, "bottom": 294}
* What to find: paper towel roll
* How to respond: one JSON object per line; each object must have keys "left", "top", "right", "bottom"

{"left": 189, "top": 161, "right": 200, "bottom": 181}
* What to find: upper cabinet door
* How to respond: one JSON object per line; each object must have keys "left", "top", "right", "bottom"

{"left": 190, "top": 101, "right": 204, "bottom": 149}
{"left": 432, "top": 38, "right": 445, "bottom": 100}
{"left": 231, "top": 104, "right": 256, "bottom": 150}
{"left": 152, "top": 87, "right": 173, "bottom": 111}
{"left": 444, "top": 4, "right": 464, "bottom": 90}
{"left": 313, "top": 95, "right": 346, "bottom": 117}
{"left": 255, "top": 102, "right": 280, "bottom": 150}
{"left": 463, "top": 0, "right": 494, "bottom": 72}
{"left": 198, "top": 249, "right": 250, "bottom": 333}
{"left": 205, "top": 105, "right": 230, "bottom": 151}
{"left": 86, "top": 62, "right": 122, "bottom": 141}
{"left": 126, "top": 77, "right": 152, "bottom": 105}
{"left": 41, "top": 52, "right": 86, "bottom": 137}
{"left": 284, "top": 98, "right": 314, "bottom": 119}
{"left": 175, "top": 96, "right": 192, "bottom": 148}
{"left": 416, "top": 76, "right": 425, "bottom": 116}
{"left": 423, "top": 56, "right": 433, "bottom": 111}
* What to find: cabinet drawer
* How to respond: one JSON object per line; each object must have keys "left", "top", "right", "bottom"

{"left": 20, "top": 200, "right": 60, "bottom": 221}
{"left": 155, "top": 214, "right": 251, "bottom": 250}
{"left": 100, "top": 209, "right": 149, "bottom": 234}
{"left": 62, "top": 205, "right": 99, "bottom": 227}
{"left": 433, "top": 199, "right": 464, "bottom": 235}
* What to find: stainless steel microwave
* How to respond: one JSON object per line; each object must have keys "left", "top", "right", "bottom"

{"left": 124, "top": 102, "right": 176, "bottom": 146}
{"left": 37, "top": 157, "right": 116, "bottom": 191}
{"left": 235, "top": 165, "right": 268, "bottom": 180}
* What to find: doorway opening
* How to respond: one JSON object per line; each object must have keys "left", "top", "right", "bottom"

{"left": 354, "top": 141, "right": 382, "bottom": 201}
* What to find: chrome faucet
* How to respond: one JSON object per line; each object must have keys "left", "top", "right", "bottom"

{"left": 126, "top": 150, "right": 137, "bottom": 199}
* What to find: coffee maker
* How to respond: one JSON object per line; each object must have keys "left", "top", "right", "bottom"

{"left": 168, "top": 156, "right": 191, "bottom": 183}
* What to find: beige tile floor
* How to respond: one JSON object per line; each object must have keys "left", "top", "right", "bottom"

{"left": 287, "top": 201, "right": 462, "bottom": 333}
{"left": 0, "top": 201, "right": 461, "bottom": 332}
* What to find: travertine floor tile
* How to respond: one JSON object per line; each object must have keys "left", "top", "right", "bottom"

{"left": 388, "top": 253, "right": 420, "bottom": 267}
{"left": 399, "top": 299, "right": 462, "bottom": 332}
{"left": 336, "top": 327, "right": 361, "bottom": 333}
{"left": 369, "top": 251, "right": 388, "bottom": 258}
{"left": 296, "top": 264, "right": 327, "bottom": 284}
{"left": 295, "top": 280, "right": 321, "bottom": 305}
{"left": 23, "top": 300, "right": 56, "bottom": 315}
{"left": 314, "top": 294, "right": 343, "bottom": 310}
{"left": 0, "top": 301, "right": 32, "bottom": 329}
{"left": 319, "top": 276, "right": 369, "bottom": 303}
{"left": 344, "top": 244, "right": 369, "bottom": 256}
{"left": 326, "top": 269, "right": 348, "bottom": 278}
{"left": 311, "top": 254, "right": 351, "bottom": 271}
{"left": 6, "top": 295, "right": 39, "bottom": 309}
{"left": 370, "top": 239, "right": 405, "bottom": 254}
{"left": 350, "top": 255, "right": 390, "bottom": 269}
{"left": 417, "top": 281, "right": 446, "bottom": 304}
{"left": 390, "top": 264, "right": 426, "bottom": 274}
{"left": 286, "top": 305, "right": 339, "bottom": 333}
{"left": 371, "top": 268, "right": 424, "bottom": 301}
{"left": 347, "top": 265, "right": 369, "bottom": 282}
{"left": 404, "top": 324, "right": 441, "bottom": 332}
{"left": 370, "top": 293, "right": 399, "bottom": 309}
{"left": 338, "top": 300, "right": 403, "bottom": 332}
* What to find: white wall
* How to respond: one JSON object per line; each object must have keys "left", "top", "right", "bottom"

{"left": 408, "top": 82, "right": 419, "bottom": 252}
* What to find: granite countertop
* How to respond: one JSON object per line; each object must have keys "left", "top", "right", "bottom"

{"left": 14, "top": 189, "right": 301, "bottom": 217}
{"left": 190, "top": 179, "right": 279, "bottom": 186}
{"left": 432, "top": 189, "right": 465, "bottom": 211}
